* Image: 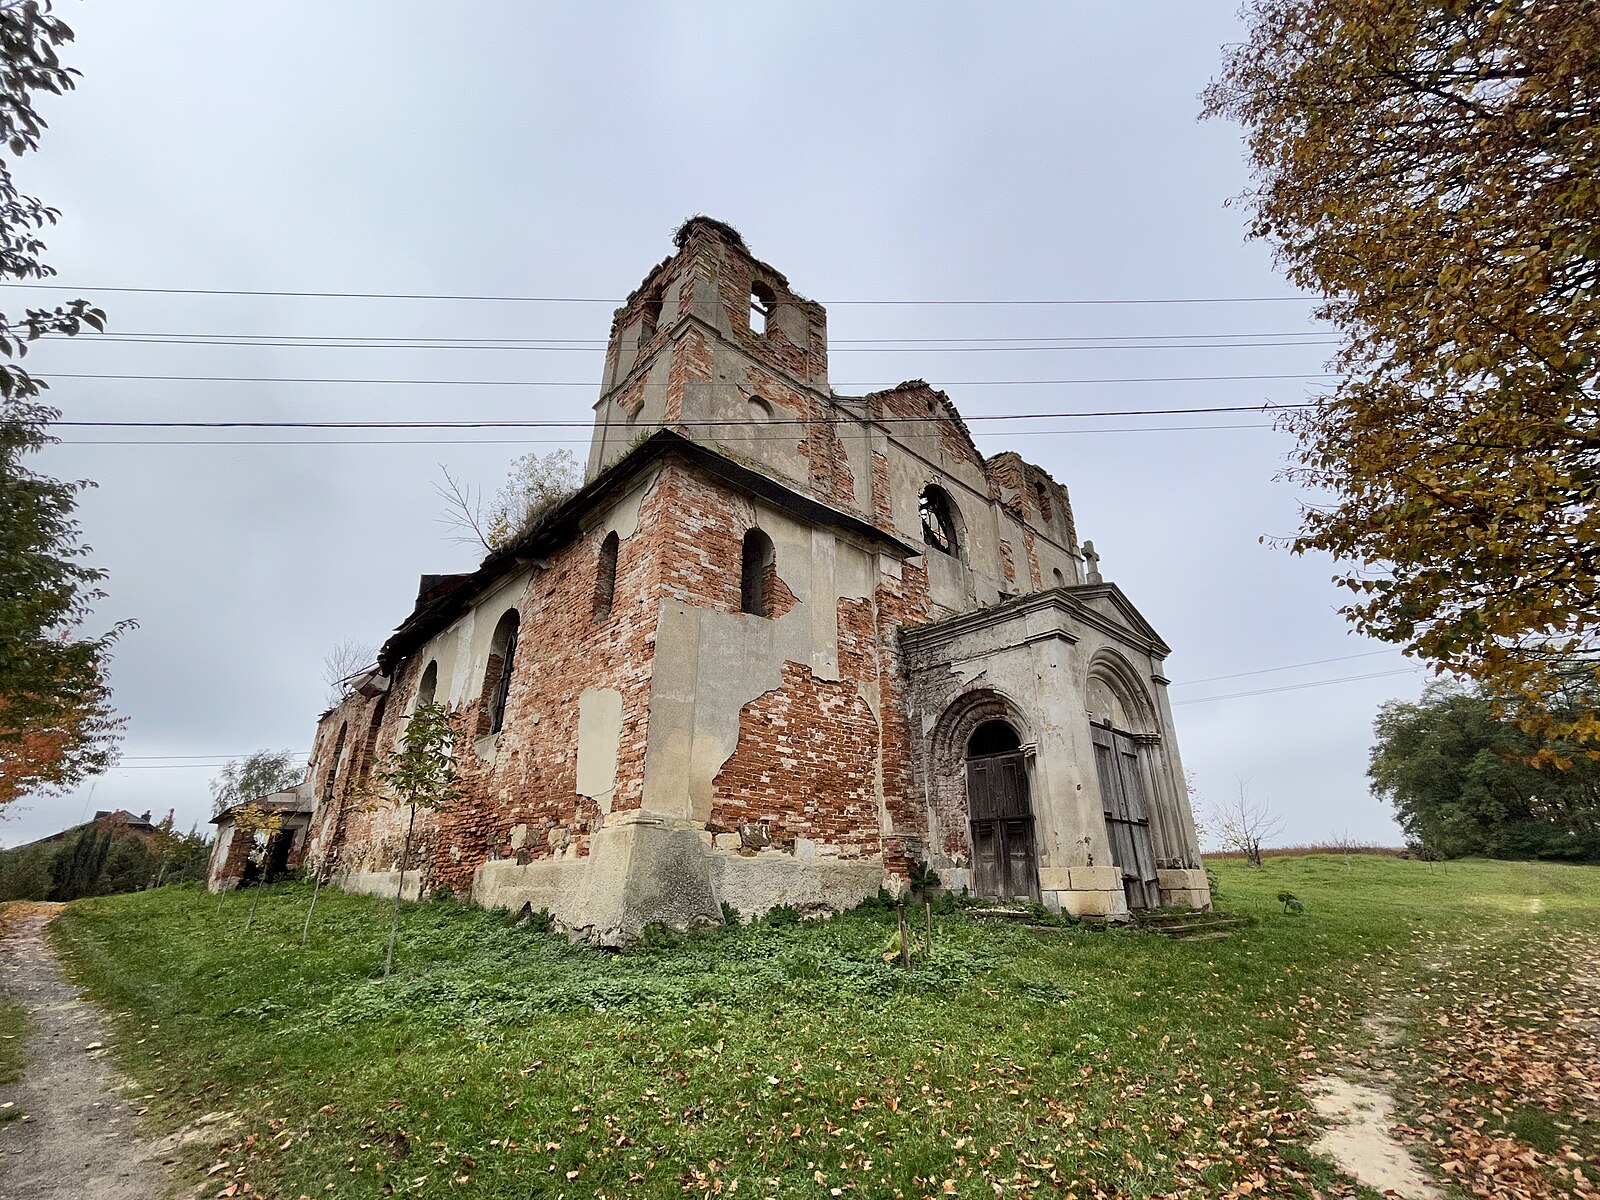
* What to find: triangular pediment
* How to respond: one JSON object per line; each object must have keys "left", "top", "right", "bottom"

{"left": 1066, "top": 583, "right": 1170, "bottom": 656}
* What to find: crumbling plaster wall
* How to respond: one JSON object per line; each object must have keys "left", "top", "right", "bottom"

{"left": 638, "top": 463, "right": 892, "bottom": 916}
{"left": 323, "top": 469, "right": 674, "bottom": 924}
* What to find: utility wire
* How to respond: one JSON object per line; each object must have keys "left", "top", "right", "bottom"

{"left": 2, "top": 281, "right": 1321, "bottom": 306}
{"left": 1170, "top": 667, "right": 1424, "bottom": 706}
{"left": 35, "top": 370, "right": 1335, "bottom": 388}
{"left": 1168, "top": 648, "right": 1398, "bottom": 687}
{"left": 47, "top": 334, "right": 1339, "bottom": 354}
{"left": 55, "top": 423, "right": 1280, "bottom": 446}
{"left": 115, "top": 655, "right": 1422, "bottom": 766}
{"left": 36, "top": 329, "right": 1332, "bottom": 346}
{"left": 48, "top": 404, "right": 1314, "bottom": 430}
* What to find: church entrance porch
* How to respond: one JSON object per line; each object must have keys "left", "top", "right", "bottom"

{"left": 965, "top": 720, "right": 1039, "bottom": 904}
{"left": 1091, "top": 723, "right": 1160, "bottom": 911}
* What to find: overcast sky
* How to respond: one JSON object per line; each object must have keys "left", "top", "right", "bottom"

{"left": 7, "top": 2, "right": 1425, "bottom": 849}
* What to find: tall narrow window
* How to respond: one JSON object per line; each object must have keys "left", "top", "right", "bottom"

{"left": 639, "top": 288, "right": 661, "bottom": 343}
{"left": 741, "top": 529, "right": 776, "bottom": 617}
{"left": 483, "top": 610, "right": 520, "bottom": 735}
{"left": 594, "top": 531, "right": 619, "bottom": 619}
{"left": 919, "top": 485, "right": 960, "bottom": 557}
{"left": 356, "top": 693, "right": 386, "bottom": 786}
{"left": 749, "top": 280, "right": 775, "bottom": 336}
{"left": 416, "top": 660, "right": 438, "bottom": 708}
{"left": 1033, "top": 480, "right": 1053, "bottom": 522}
{"left": 323, "top": 723, "right": 348, "bottom": 805}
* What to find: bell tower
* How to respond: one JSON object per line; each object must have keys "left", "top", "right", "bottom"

{"left": 586, "top": 218, "right": 831, "bottom": 482}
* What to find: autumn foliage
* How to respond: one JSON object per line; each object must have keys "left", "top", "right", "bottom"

{"left": 0, "top": 2, "right": 125, "bottom": 804}
{"left": 1205, "top": 1, "right": 1600, "bottom": 742}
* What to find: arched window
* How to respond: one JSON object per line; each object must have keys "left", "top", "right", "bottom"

{"left": 919, "top": 485, "right": 960, "bottom": 557}
{"left": 483, "top": 610, "right": 520, "bottom": 735}
{"left": 416, "top": 660, "right": 438, "bottom": 709}
{"left": 748, "top": 395, "right": 773, "bottom": 421}
{"left": 639, "top": 288, "right": 662, "bottom": 343}
{"left": 594, "top": 531, "right": 619, "bottom": 619}
{"left": 967, "top": 719, "right": 1021, "bottom": 757}
{"left": 1033, "top": 480, "right": 1053, "bottom": 522}
{"left": 1051, "top": 567, "right": 1066, "bottom": 589}
{"left": 323, "top": 723, "right": 348, "bottom": 805}
{"left": 749, "top": 280, "right": 775, "bottom": 336}
{"left": 740, "top": 528, "right": 776, "bottom": 618}
{"left": 356, "top": 693, "right": 386, "bottom": 785}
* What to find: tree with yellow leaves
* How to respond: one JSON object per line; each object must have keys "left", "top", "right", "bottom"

{"left": 1204, "top": 1, "right": 1600, "bottom": 744}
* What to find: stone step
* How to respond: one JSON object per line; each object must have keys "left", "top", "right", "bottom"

{"left": 1172, "top": 929, "right": 1236, "bottom": 942}
{"left": 968, "top": 907, "right": 1035, "bottom": 922}
{"left": 1136, "top": 909, "right": 1223, "bottom": 927}
{"left": 1152, "top": 921, "right": 1248, "bottom": 940}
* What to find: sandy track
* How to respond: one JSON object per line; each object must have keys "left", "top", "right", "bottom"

{"left": 0, "top": 905, "right": 171, "bottom": 1200}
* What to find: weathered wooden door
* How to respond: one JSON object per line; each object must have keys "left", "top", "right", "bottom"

{"left": 1091, "top": 725, "right": 1161, "bottom": 910}
{"left": 967, "top": 751, "right": 1039, "bottom": 903}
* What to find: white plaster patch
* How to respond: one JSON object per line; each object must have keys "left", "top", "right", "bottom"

{"left": 576, "top": 687, "right": 624, "bottom": 812}
{"left": 1301, "top": 1076, "right": 1441, "bottom": 1200}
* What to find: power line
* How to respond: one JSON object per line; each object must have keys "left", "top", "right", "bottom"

{"left": 36, "top": 370, "right": 1335, "bottom": 388}
{"left": 48, "top": 404, "right": 1313, "bottom": 431}
{"left": 2, "top": 281, "right": 1321, "bottom": 306}
{"left": 55, "top": 423, "right": 1280, "bottom": 446}
{"left": 1169, "top": 648, "right": 1398, "bottom": 687}
{"left": 39, "top": 329, "right": 1332, "bottom": 346}
{"left": 1170, "top": 667, "right": 1424, "bottom": 706}
{"left": 50, "top": 333, "right": 1339, "bottom": 354}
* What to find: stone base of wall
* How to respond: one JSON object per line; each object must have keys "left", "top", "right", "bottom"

{"left": 1157, "top": 867, "right": 1211, "bottom": 910}
{"left": 338, "top": 868, "right": 427, "bottom": 903}
{"left": 473, "top": 809, "right": 725, "bottom": 946}
{"left": 709, "top": 851, "right": 885, "bottom": 918}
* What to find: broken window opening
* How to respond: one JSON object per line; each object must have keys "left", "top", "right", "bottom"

{"left": 323, "top": 723, "right": 348, "bottom": 805}
{"left": 741, "top": 528, "right": 776, "bottom": 618}
{"left": 920, "top": 485, "right": 960, "bottom": 557}
{"left": 416, "top": 660, "right": 438, "bottom": 709}
{"left": 1033, "top": 480, "right": 1053, "bottom": 522}
{"left": 594, "top": 531, "right": 619, "bottom": 619}
{"left": 484, "top": 610, "right": 520, "bottom": 735}
{"left": 639, "top": 288, "right": 662, "bottom": 343}
{"left": 749, "top": 280, "right": 776, "bottom": 336}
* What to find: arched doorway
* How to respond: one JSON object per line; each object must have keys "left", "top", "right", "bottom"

{"left": 965, "top": 719, "right": 1039, "bottom": 903}
{"left": 1086, "top": 661, "right": 1162, "bottom": 911}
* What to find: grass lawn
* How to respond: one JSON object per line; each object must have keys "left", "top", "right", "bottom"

{"left": 49, "top": 857, "right": 1600, "bottom": 1200}
{"left": 0, "top": 998, "right": 25, "bottom": 1093}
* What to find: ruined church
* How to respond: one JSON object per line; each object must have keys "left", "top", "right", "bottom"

{"left": 263, "top": 218, "right": 1209, "bottom": 940}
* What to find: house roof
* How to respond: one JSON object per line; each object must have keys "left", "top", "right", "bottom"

{"left": 377, "top": 428, "right": 917, "bottom": 672}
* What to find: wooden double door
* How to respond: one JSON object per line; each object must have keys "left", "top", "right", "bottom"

{"left": 1091, "top": 725, "right": 1161, "bottom": 910}
{"left": 966, "top": 751, "right": 1039, "bottom": 903}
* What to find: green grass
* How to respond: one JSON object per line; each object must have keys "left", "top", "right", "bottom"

{"left": 0, "top": 997, "right": 26, "bottom": 1091}
{"left": 48, "top": 857, "right": 1600, "bottom": 1200}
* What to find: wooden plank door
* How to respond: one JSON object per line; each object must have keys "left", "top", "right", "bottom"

{"left": 967, "top": 751, "right": 1039, "bottom": 903}
{"left": 1091, "top": 725, "right": 1161, "bottom": 910}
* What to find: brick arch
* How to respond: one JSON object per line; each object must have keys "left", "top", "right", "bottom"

{"left": 924, "top": 688, "right": 1034, "bottom": 869}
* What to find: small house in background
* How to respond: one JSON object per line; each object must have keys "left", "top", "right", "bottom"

{"left": 206, "top": 790, "right": 313, "bottom": 891}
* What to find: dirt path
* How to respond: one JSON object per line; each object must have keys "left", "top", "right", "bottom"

{"left": 0, "top": 904, "right": 171, "bottom": 1200}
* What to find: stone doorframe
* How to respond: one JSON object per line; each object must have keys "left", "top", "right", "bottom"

{"left": 923, "top": 688, "right": 1040, "bottom": 897}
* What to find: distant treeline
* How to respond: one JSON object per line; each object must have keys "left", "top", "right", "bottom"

{"left": 0, "top": 817, "right": 211, "bottom": 901}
